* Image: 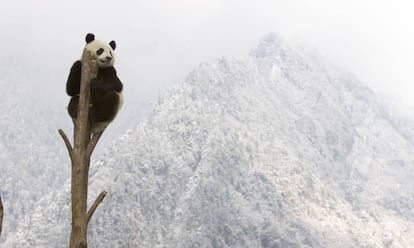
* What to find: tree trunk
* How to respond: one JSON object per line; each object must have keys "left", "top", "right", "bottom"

{"left": 69, "top": 49, "right": 95, "bottom": 248}
{"left": 59, "top": 49, "right": 107, "bottom": 248}
{"left": 0, "top": 195, "right": 3, "bottom": 238}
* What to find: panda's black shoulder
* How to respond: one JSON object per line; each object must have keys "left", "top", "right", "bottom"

{"left": 98, "top": 66, "right": 118, "bottom": 77}
{"left": 69, "top": 60, "right": 82, "bottom": 75}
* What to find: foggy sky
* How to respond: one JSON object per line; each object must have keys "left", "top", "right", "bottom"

{"left": 1, "top": 0, "right": 413, "bottom": 119}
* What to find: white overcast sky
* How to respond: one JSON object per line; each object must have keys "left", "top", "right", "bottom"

{"left": 1, "top": 0, "right": 413, "bottom": 118}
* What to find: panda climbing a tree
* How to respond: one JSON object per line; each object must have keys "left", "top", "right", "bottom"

{"left": 66, "top": 33, "right": 123, "bottom": 134}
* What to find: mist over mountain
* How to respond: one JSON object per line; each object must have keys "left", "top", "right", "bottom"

{"left": 3, "top": 34, "right": 414, "bottom": 247}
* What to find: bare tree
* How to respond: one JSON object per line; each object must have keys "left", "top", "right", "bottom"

{"left": 0, "top": 195, "right": 3, "bottom": 238}
{"left": 59, "top": 50, "right": 107, "bottom": 248}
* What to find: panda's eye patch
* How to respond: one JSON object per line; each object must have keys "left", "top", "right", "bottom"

{"left": 96, "top": 48, "right": 104, "bottom": 56}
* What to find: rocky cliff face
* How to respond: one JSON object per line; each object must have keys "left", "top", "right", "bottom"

{"left": 5, "top": 34, "right": 414, "bottom": 248}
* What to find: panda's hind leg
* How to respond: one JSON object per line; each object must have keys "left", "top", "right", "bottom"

{"left": 91, "top": 92, "right": 120, "bottom": 122}
{"left": 68, "top": 96, "right": 79, "bottom": 119}
{"left": 90, "top": 92, "right": 120, "bottom": 134}
{"left": 91, "top": 121, "right": 110, "bottom": 135}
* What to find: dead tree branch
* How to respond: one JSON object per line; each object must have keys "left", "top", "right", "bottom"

{"left": 87, "top": 132, "right": 103, "bottom": 157}
{"left": 58, "top": 129, "right": 73, "bottom": 162}
{"left": 0, "top": 195, "right": 3, "bottom": 238}
{"left": 86, "top": 191, "right": 107, "bottom": 224}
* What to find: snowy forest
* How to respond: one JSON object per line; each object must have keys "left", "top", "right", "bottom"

{"left": 2, "top": 1, "right": 414, "bottom": 248}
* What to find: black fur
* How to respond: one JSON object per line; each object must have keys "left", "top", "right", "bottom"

{"left": 109, "top": 40, "right": 116, "bottom": 50}
{"left": 66, "top": 61, "right": 123, "bottom": 123}
{"left": 96, "top": 48, "right": 104, "bottom": 55}
{"left": 66, "top": 61, "right": 82, "bottom": 96}
{"left": 85, "top": 33, "right": 95, "bottom": 43}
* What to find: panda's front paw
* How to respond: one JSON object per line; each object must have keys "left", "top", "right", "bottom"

{"left": 90, "top": 78, "right": 100, "bottom": 85}
{"left": 91, "top": 79, "right": 104, "bottom": 92}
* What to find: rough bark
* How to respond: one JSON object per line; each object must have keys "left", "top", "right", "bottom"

{"left": 59, "top": 49, "right": 107, "bottom": 248}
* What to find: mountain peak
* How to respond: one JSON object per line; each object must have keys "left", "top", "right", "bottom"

{"left": 249, "top": 33, "right": 288, "bottom": 58}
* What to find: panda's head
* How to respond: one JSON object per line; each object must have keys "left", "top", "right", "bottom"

{"left": 84, "top": 33, "right": 116, "bottom": 68}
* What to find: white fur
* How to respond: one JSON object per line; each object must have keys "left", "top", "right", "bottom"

{"left": 84, "top": 40, "right": 115, "bottom": 68}
{"left": 117, "top": 92, "right": 124, "bottom": 111}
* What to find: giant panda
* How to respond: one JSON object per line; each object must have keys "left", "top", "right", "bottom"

{"left": 66, "top": 33, "right": 123, "bottom": 134}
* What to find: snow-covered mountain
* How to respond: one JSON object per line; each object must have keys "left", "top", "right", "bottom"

{"left": 5, "top": 34, "right": 414, "bottom": 247}
{"left": 0, "top": 78, "right": 71, "bottom": 242}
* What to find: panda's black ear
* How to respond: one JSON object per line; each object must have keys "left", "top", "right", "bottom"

{"left": 109, "top": 40, "right": 116, "bottom": 50}
{"left": 85, "top": 33, "right": 95, "bottom": 43}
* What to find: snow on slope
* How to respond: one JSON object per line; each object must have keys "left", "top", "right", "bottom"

{"left": 0, "top": 79, "right": 71, "bottom": 243}
{"left": 5, "top": 34, "right": 414, "bottom": 247}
